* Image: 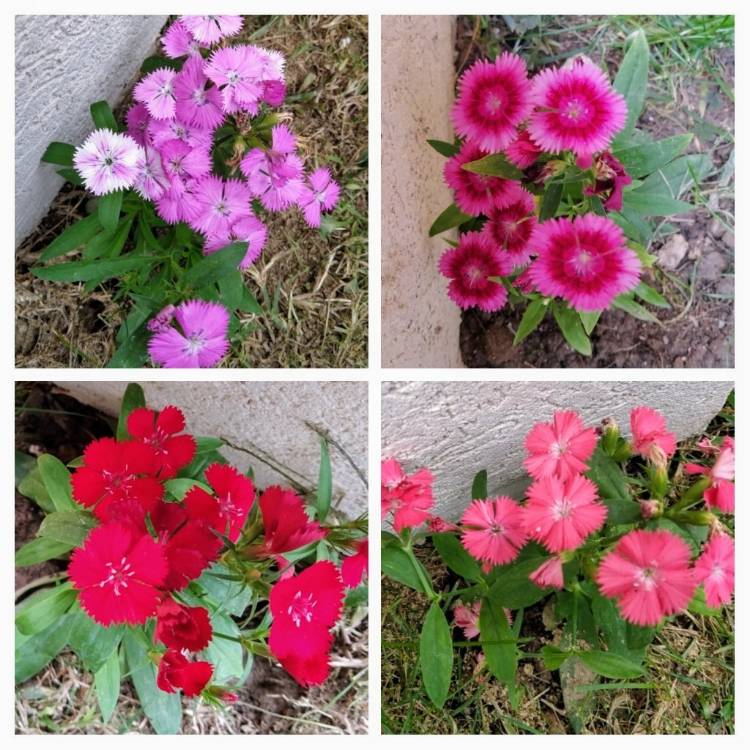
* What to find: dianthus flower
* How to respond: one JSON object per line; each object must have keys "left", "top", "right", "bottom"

{"left": 133, "top": 147, "right": 169, "bottom": 201}
{"left": 460, "top": 497, "right": 526, "bottom": 567}
{"left": 204, "top": 45, "right": 265, "bottom": 115}
{"left": 157, "top": 650, "right": 213, "bottom": 696}
{"left": 204, "top": 214, "right": 268, "bottom": 268}
{"left": 73, "top": 129, "right": 142, "bottom": 196}
{"left": 684, "top": 436, "right": 735, "bottom": 513}
{"left": 155, "top": 598, "right": 213, "bottom": 652}
{"left": 161, "top": 20, "right": 203, "bottom": 59}
{"left": 126, "top": 405, "right": 196, "bottom": 479}
{"left": 529, "top": 556, "right": 565, "bottom": 589}
{"left": 173, "top": 56, "right": 225, "bottom": 130}
{"left": 583, "top": 151, "right": 633, "bottom": 212}
{"left": 179, "top": 15, "right": 243, "bottom": 45}
{"left": 298, "top": 168, "right": 341, "bottom": 228}
{"left": 380, "top": 458, "right": 434, "bottom": 532}
{"left": 190, "top": 176, "right": 252, "bottom": 237}
{"left": 125, "top": 103, "right": 151, "bottom": 146}
{"left": 505, "top": 128, "right": 542, "bottom": 169}
{"left": 480, "top": 188, "right": 537, "bottom": 268}
{"left": 453, "top": 600, "right": 482, "bottom": 638}
{"left": 630, "top": 406, "right": 677, "bottom": 462}
{"left": 693, "top": 533, "right": 734, "bottom": 608}
{"left": 134, "top": 68, "right": 177, "bottom": 120}
{"left": 341, "top": 539, "right": 369, "bottom": 588}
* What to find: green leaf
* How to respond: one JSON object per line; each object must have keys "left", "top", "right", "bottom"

{"left": 218, "top": 270, "right": 245, "bottom": 310}
{"left": 68, "top": 606, "right": 124, "bottom": 672}
{"left": 164, "top": 477, "right": 211, "bottom": 501}
{"left": 541, "top": 644, "right": 571, "bottom": 670}
{"left": 141, "top": 55, "right": 181, "bottom": 74}
{"left": 122, "top": 630, "right": 182, "bottom": 734}
{"left": 634, "top": 281, "right": 670, "bottom": 308}
{"left": 41, "top": 141, "right": 75, "bottom": 167}
{"left": 432, "top": 533, "right": 483, "bottom": 582}
{"left": 38, "top": 453, "right": 76, "bottom": 511}
{"left": 98, "top": 191, "right": 123, "bottom": 233}
{"left": 552, "top": 302, "right": 592, "bottom": 356}
{"left": 487, "top": 555, "right": 551, "bottom": 609}
{"left": 514, "top": 298, "right": 548, "bottom": 344}
{"left": 429, "top": 204, "right": 472, "bottom": 236}
{"left": 612, "top": 30, "right": 649, "bottom": 141}
{"left": 626, "top": 622, "right": 656, "bottom": 651}
{"left": 183, "top": 242, "right": 248, "bottom": 289}
{"left": 688, "top": 586, "right": 722, "bottom": 616}
{"left": 419, "top": 601, "right": 453, "bottom": 709}
{"left": 90, "top": 100, "right": 118, "bottom": 130}
{"left": 381, "top": 545, "right": 433, "bottom": 595}
{"left": 108, "top": 323, "right": 150, "bottom": 368}
{"left": 95, "top": 647, "right": 121, "bottom": 723}
{"left": 462, "top": 152, "right": 524, "bottom": 180}
{"left": 586, "top": 446, "right": 641, "bottom": 524}
{"left": 591, "top": 590, "right": 644, "bottom": 662}
{"left": 203, "top": 609, "right": 246, "bottom": 683}
{"left": 15, "top": 537, "right": 73, "bottom": 567}
{"left": 57, "top": 167, "right": 84, "bottom": 185}
{"left": 39, "top": 213, "right": 102, "bottom": 261}
{"left": 621, "top": 191, "right": 693, "bottom": 216}
{"left": 613, "top": 133, "right": 692, "bottom": 178}
{"left": 193, "top": 564, "right": 252, "bottom": 617}
{"left": 612, "top": 294, "right": 659, "bottom": 323}
{"left": 638, "top": 154, "right": 712, "bottom": 198}
{"left": 117, "top": 383, "right": 146, "bottom": 440}
{"left": 471, "top": 469, "right": 488, "bottom": 500}
{"left": 539, "top": 181, "right": 563, "bottom": 221}
{"left": 39, "top": 510, "right": 96, "bottom": 547}
{"left": 15, "top": 584, "right": 76, "bottom": 635}
{"left": 239, "top": 286, "right": 263, "bottom": 314}
{"left": 576, "top": 649, "right": 645, "bottom": 679}
{"left": 316, "top": 437, "right": 333, "bottom": 521}
{"left": 33, "top": 255, "right": 147, "bottom": 284}
{"left": 480, "top": 598, "right": 518, "bottom": 705}
{"left": 17, "top": 466, "right": 55, "bottom": 513}
{"left": 427, "top": 139, "right": 460, "bottom": 157}
{"left": 15, "top": 615, "right": 74, "bottom": 683}
{"left": 579, "top": 310, "right": 601, "bottom": 336}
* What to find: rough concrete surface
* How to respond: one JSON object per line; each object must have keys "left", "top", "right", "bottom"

{"left": 381, "top": 16, "right": 462, "bottom": 368}
{"left": 57, "top": 381, "right": 368, "bottom": 517}
{"left": 382, "top": 380, "right": 733, "bottom": 520}
{"left": 15, "top": 15, "right": 167, "bottom": 245}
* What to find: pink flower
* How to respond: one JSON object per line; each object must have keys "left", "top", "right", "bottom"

{"left": 190, "top": 176, "right": 251, "bottom": 237}
{"left": 505, "top": 129, "right": 542, "bottom": 169}
{"left": 444, "top": 141, "right": 525, "bottom": 216}
{"left": 298, "top": 168, "right": 340, "bottom": 228}
{"left": 73, "top": 129, "right": 142, "bottom": 196}
{"left": 427, "top": 516, "right": 459, "bottom": 533}
{"left": 460, "top": 497, "right": 526, "bottom": 567}
{"left": 630, "top": 407, "right": 677, "bottom": 462}
{"left": 125, "top": 103, "right": 151, "bottom": 146}
{"left": 157, "top": 179, "right": 202, "bottom": 225}
{"left": 524, "top": 410, "right": 598, "bottom": 482}
{"left": 693, "top": 533, "right": 734, "bottom": 608}
{"left": 480, "top": 188, "right": 537, "bottom": 268}
{"left": 204, "top": 214, "right": 268, "bottom": 269}
{"left": 147, "top": 304, "right": 176, "bottom": 333}
{"left": 341, "top": 539, "right": 369, "bottom": 588}
{"left": 148, "top": 300, "right": 230, "bottom": 368}
{"left": 528, "top": 214, "right": 641, "bottom": 312}
{"left": 583, "top": 151, "right": 633, "bottom": 212}
{"left": 529, "top": 557, "right": 564, "bottom": 589}
{"left": 174, "top": 56, "right": 224, "bottom": 130}
{"left": 452, "top": 53, "right": 534, "bottom": 152}
{"left": 596, "top": 529, "right": 696, "bottom": 626}
{"left": 453, "top": 600, "right": 481, "bottom": 638}
{"left": 380, "top": 458, "right": 434, "bottom": 533}
{"left": 148, "top": 118, "right": 213, "bottom": 150}
{"left": 685, "top": 436, "right": 735, "bottom": 513}
{"left": 204, "top": 45, "right": 265, "bottom": 115}
{"left": 162, "top": 20, "right": 203, "bottom": 59}
{"left": 133, "top": 147, "right": 169, "bottom": 201}
{"left": 439, "top": 232, "right": 513, "bottom": 312}
{"left": 523, "top": 474, "right": 607, "bottom": 552}
{"left": 180, "top": 15, "right": 243, "bottom": 45}
{"left": 159, "top": 139, "right": 211, "bottom": 184}
{"left": 528, "top": 60, "right": 627, "bottom": 163}
{"left": 240, "top": 124, "right": 305, "bottom": 211}
{"left": 134, "top": 68, "right": 177, "bottom": 120}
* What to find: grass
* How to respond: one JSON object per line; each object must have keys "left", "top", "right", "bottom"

{"left": 15, "top": 15, "right": 368, "bottom": 369}
{"left": 381, "top": 393, "right": 735, "bottom": 734}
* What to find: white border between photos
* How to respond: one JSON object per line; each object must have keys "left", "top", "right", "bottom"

{"left": 4, "top": 0, "right": 746, "bottom": 746}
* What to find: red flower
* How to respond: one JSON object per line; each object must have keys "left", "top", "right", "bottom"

{"left": 127, "top": 405, "right": 197, "bottom": 479}
{"left": 184, "top": 463, "right": 255, "bottom": 542}
{"left": 341, "top": 539, "right": 368, "bottom": 588}
{"left": 69, "top": 522, "right": 167, "bottom": 626}
{"left": 155, "top": 597, "right": 212, "bottom": 652}
{"left": 71, "top": 438, "right": 163, "bottom": 522}
{"left": 269, "top": 561, "right": 344, "bottom": 686}
{"left": 157, "top": 649, "right": 213, "bottom": 696}
{"left": 257, "top": 485, "right": 327, "bottom": 555}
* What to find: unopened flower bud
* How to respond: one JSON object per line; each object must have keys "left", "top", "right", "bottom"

{"left": 649, "top": 464, "right": 669, "bottom": 499}
{"left": 600, "top": 417, "right": 620, "bottom": 455}
{"left": 639, "top": 499, "right": 662, "bottom": 519}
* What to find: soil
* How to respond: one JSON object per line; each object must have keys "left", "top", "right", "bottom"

{"left": 454, "top": 16, "right": 734, "bottom": 368}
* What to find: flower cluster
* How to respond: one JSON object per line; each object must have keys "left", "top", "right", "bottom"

{"left": 380, "top": 458, "right": 435, "bottom": 533}
{"left": 438, "top": 52, "right": 641, "bottom": 315}
{"left": 67, "top": 403, "right": 365, "bottom": 697}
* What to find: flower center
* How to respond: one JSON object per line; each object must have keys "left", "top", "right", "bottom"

{"left": 634, "top": 565, "right": 658, "bottom": 591}
{"left": 99, "top": 556, "right": 135, "bottom": 596}
{"left": 709, "top": 563, "right": 726, "bottom": 582}
{"left": 552, "top": 496, "right": 573, "bottom": 520}
{"left": 184, "top": 331, "right": 207, "bottom": 355}
{"left": 218, "top": 491, "right": 244, "bottom": 521}
{"left": 486, "top": 92, "right": 503, "bottom": 114}
{"left": 159, "top": 82, "right": 174, "bottom": 99}
{"left": 214, "top": 199, "right": 230, "bottom": 216}
{"left": 562, "top": 98, "right": 588, "bottom": 123}
{"left": 288, "top": 590, "right": 317, "bottom": 627}
{"left": 226, "top": 70, "right": 240, "bottom": 85}
{"left": 489, "top": 522, "right": 505, "bottom": 536}
{"left": 549, "top": 440, "right": 567, "bottom": 458}
{"left": 463, "top": 263, "right": 485, "bottom": 287}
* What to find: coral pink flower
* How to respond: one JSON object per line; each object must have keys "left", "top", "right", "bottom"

{"left": 452, "top": 53, "right": 533, "bottom": 152}
{"left": 583, "top": 151, "right": 633, "bottom": 212}
{"left": 133, "top": 147, "right": 169, "bottom": 201}
{"left": 254, "top": 485, "right": 326, "bottom": 554}
{"left": 428, "top": 515, "right": 459, "bottom": 533}
{"left": 204, "top": 45, "right": 265, "bottom": 114}
{"left": 125, "top": 103, "right": 151, "bottom": 146}
{"left": 480, "top": 188, "right": 537, "bottom": 268}
{"left": 73, "top": 129, "right": 142, "bottom": 196}
{"left": 162, "top": 20, "right": 202, "bottom": 59}
{"left": 505, "top": 129, "right": 542, "bottom": 169}
{"left": 341, "top": 539, "right": 369, "bottom": 588}
{"left": 190, "top": 176, "right": 251, "bottom": 237}
{"left": 529, "top": 557, "right": 564, "bottom": 589}
{"left": 204, "top": 214, "right": 268, "bottom": 268}
{"left": 523, "top": 410, "right": 598, "bottom": 482}
{"left": 453, "top": 600, "right": 481, "bottom": 638}
{"left": 269, "top": 561, "right": 345, "bottom": 686}
{"left": 381, "top": 459, "right": 435, "bottom": 533}
{"left": 134, "top": 68, "right": 177, "bottom": 120}
{"left": 126, "top": 405, "right": 196, "bottom": 479}
{"left": 523, "top": 474, "right": 607, "bottom": 552}
{"left": 528, "top": 59, "right": 627, "bottom": 163}
{"left": 693, "top": 533, "right": 734, "bottom": 608}
{"left": 69, "top": 522, "right": 167, "bottom": 626}
{"left": 180, "top": 15, "right": 243, "bottom": 45}
{"left": 157, "top": 650, "right": 213, "bottom": 696}
{"left": 528, "top": 214, "right": 641, "bottom": 312}
{"left": 71, "top": 438, "right": 163, "bottom": 522}
{"left": 148, "top": 299, "right": 230, "bottom": 368}
{"left": 439, "top": 232, "right": 513, "bottom": 312}
{"left": 298, "top": 167, "right": 340, "bottom": 228}
{"left": 460, "top": 497, "right": 526, "bottom": 566}
{"left": 444, "top": 141, "right": 525, "bottom": 216}
{"left": 685, "top": 436, "right": 735, "bottom": 513}
{"left": 173, "top": 56, "right": 224, "bottom": 130}
{"left": 155, "top": 598, "right": 213, "bottom": 652}
{"left": 596, "top": 529, "right": 696, "bottom": 626}
{"left": 630, "top": 406, "right": 677, "bottom": 462}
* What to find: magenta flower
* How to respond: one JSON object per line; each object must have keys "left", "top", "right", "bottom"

{"left": 159, "top": 139, "right": 212, "bottom": 184}
{"left": 505, "top": 129, "right": 542, "bottom": 169}
{"left": 204, "top": 215, "right": 268, "bottom": 269}
{"left": 174, "top": 56, "right": 224, "bottom": 130}
{"left": 480, "top": 188, "right": 537, "bottom": 268}
{"left": 162, "top": 20, "right": 203, "bottom": 59}
{"left": 156, "top": 179, "right": 202, "bottom": 225}
{"left": 460, "top": 497, "right": 527, "bottom": 567}
{"left": 125, "top": 103, "right": 151, "bottom": 147}
{"left": 583, "top": 151, "right": 633, "bottom": 212}
{"left": 148, "top": 300, "right": 230, "bottom": 368}
{"left": 528, "top": 60, "right": 627, "bottom": 163}
{"left": 180, "top": 15, "right": 243, "bottom": 45}
{"left": 148, "top": 119, "right": 213, "bottom": 150}
{"left": 133, "top": 147, "right": 169, "bottom": 201}
{"left": 204, "top": 45, "right": 265, "bottom": 115}
{"left": 298, "top": 168, "right": 340, "bottom": 228}
{"left": 73, "top": 129, "right": 142, "bottom": 196}
{"left": 190, "top": 176, "right": 251, "bottom": 237}
{"left": 134, "top": 68, "right": 177, "bottom": 120}
{"left": 452, "top": 53, "right": 534, "bottom": 152}
{"left": 438, "top": 232, "right": 513, "bottom": 312}
{"left": 693, "top": 533, "right": 734, "bottom": 608}
{"left": 528, "top": 214, "right": 641, "bottom": 312}
{"left": 240, "top": 125, "right": 305, "bottom": 211}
